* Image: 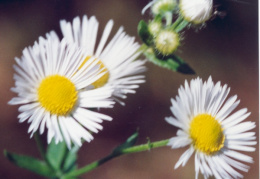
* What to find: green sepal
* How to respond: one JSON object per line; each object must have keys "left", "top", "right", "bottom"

{"left": 144, "top": 48, "right": 195, "bottom": 74}
{"left": 62, "top": 145, "right": 79, "bottom": 173}
{"left": 138, "top": 20, "right": 154, "bottom": 46}
{"left": 112, "top": 131, "right": 139, "bottom": 156}
{"left": 4, "top": 150, "right": 55, "bottom": 178}
{"left": 46, "top": 139, "right": 67, "bottom": 171}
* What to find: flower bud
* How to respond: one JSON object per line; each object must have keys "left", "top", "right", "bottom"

{"left": 151, "top": 0, "right": 177, "bottom": 15}
{"left": 179, "top": 0, "right": 213, "bottom": 24}
{"left": 154, "top": 29, "right": 179, "bottom": 55}
{"left": 148, "top": 21, "right": 162, "bottom": 36}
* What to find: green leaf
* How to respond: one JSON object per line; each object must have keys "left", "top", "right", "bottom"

{"left": 144, "top": 48, "right": 195, "bottom": 74}
{"left": 62, "top": 145, "right": 79, "bottom": 173}
{"left": 46, "top": 139, "right": 67, "bottom": 171}
{"left": 138, "top": 20, "right": 154, "bottom": 46}
{"left": 112, "top": 131, "right": 139, "bottom": 156}
{"left": 4, "top": 150, "right": 55, "bottom": 178}
{"left": 165, "top": 54, "right": 195, "bottom": 74}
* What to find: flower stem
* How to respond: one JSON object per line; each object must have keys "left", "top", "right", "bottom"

{"left": 121, "top": 139, "right": 169, "bottom": 153}
{"left": 171, "top": 16, "right": 184, "bottom": 30}
{"left": 34, "top": 132, "right": 46, "bottom": 160}
{"left": 61, "top": 139, "right": 169, "bottom": 179}
{"left": 171, "top": 16, "right": 189, "bottom": 33}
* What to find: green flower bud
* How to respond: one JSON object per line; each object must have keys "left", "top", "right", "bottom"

{"left": 151, "top": 0, "right": 177, "bottom": 15}
{"left": 179, "top": 0, "right": 213, "bottom": 24}
{"left": 154, "top": 29, "right": 179, "bottom": 55}
{"left": 148, "top": 21, "right": 162, "bottom": 36}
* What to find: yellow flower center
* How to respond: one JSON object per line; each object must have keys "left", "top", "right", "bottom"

{"left": 37, "top": 75, "right": 78, "bottom": 116}
{"left": 189, "top": 114, "right": 225, "bottom": 155}
{"left": 79, "top": 56, "right": 110, "bottom": 88}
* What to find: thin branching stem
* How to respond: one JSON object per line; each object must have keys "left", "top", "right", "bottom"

{"left": 61, "top": 139, "right": 169, "bottom": 179}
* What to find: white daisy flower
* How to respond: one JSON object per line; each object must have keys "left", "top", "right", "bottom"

{"left": 166, "top": 77, "right": 256, "bottom": 179}
{"left": 8, "top": 32, "right": 115, "bottom": 149}
{"left": 179, "top": 0, "right": 213, "bottom": 24}
{"left": 59, "top": 15, "right": 146, "bottom": 105}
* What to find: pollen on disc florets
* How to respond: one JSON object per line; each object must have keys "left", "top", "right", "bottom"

{"left": 154, "top": 29, "right": 180, "bottom": 55}
{"left": 37, "top": 75, "right": 78, "bottom": 116}
{"left": 189, "top": 114, "right": 225, "bottom": 155}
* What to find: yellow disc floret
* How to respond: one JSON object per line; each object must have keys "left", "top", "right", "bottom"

{"left": 38, "top": 75, "right": 78, "bottom": 116}
{"left": 189, "top": 114, "right": 225, "bottom": 155}
{"left": 79, "top": 56, "right": 109, "bottom": 88}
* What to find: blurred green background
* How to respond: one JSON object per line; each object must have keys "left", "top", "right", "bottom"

{"left": 0, "top": 0, "right": 258, "bottom": 178}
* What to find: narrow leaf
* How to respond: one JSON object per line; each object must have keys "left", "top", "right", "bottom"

{"left": 4, "top": 150, "right": 55, "bottom": 178}
{"left": 138, "top": 20, "right": 154, "bottom": 46}
{"left": 164, "top": 54, "right": 195, "bottom": 74}
{"left": 112, "top": 131, "right": 139, "bottom": 155}
{"left": 143, "top": 48, "right": 195, "bottom": 74}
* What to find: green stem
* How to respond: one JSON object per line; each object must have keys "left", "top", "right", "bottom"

{"left": 171, "top": 16, "right": 189, "bottom": 33}
{"left": 171, "top": 16, "right": 184, "bottom": 30}
{"left": 61, "top": 139, "right": 170, "bottom": 179}
{"left": 34, "top": 132, "right": 46, "bottom": 160}
{"left": 121, "top": 139, "right": 169, "bottom": 154}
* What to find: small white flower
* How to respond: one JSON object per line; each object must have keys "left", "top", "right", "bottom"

{"left": 9, "top": 32, "right": 115, "bottom": 149}
{"left": 59, "top": 15, "right": 146, "bottom": 105}
{"left": 179, "top": 0, "right": 213, "bottom": 24}
{"left": 166, "top": 77, "right": 256, "bottom": 179}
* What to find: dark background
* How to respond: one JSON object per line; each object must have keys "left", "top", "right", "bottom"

{"left": 0, "top": 0, "right": 258, "bottom": 178}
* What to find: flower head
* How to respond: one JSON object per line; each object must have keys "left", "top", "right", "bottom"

{"left": 179, "top": 0, "right": 213, "bottom": 24}
{"left": 154, "top": 29, "right": 180, "bottom": 55}
{"left": 166, "top": 77, "right": 256, "bottom": 179}
{"left": 9, "top": 32, "right": 115, "bottom": 149}
{"left": 60, "top": 15, "right": 146, "bottom": 105}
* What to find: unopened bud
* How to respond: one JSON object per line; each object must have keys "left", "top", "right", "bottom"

{"left": 155, "top": 30, "right": 179, "bottom": 55}
{"left": 152, "top": 0, "right": 177, "bottom": 15}
{"left": 148, "top": 21, "right": 162, "bottom": 36}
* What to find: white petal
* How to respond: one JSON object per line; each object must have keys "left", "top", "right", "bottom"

{"left": 174, "top": 147, "right": 194, "bottom": 169}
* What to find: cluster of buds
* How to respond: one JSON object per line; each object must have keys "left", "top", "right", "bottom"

{"left": 139, "top": 0, "right": 214, "bottom": 74}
